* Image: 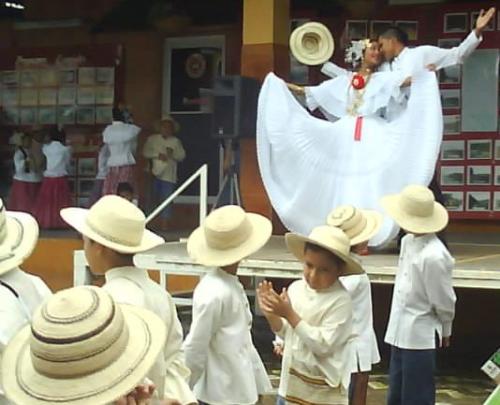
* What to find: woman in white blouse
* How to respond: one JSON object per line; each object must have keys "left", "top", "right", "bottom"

{"left": 32, "top": 127, "right": 72, "bottom": 229}
{"left": 7, "top": 133, "right": 42, "bottom": 214}
{"left": 102, "top": 108, "right": 141, "bottom": 196}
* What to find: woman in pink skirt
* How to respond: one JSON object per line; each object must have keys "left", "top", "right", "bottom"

{"left": 8, "top": 133, "right": 42, "bottom": 214}
{"left": 102, "top": 108, "right": 141, "bottom": 196}
{"left": 33, "top": 127, "right": 72, "bottom": 229}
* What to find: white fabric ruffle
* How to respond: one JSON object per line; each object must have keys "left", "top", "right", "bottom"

{"left": 256, "top": 72, "right": 442, "bottom": 247}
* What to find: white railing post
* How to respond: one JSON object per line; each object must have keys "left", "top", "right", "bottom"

{"left": 199, "top": 164, "right": 208, "bottom": 226}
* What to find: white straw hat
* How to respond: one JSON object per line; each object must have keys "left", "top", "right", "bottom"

{"left": 160, "top": 115, "right": 180, "bottom": 133}
{"left": 0, "top": 199, "right": 39, "bottom": 275}
{"left": 327, "top": 205, "right": 383, "bottom": 246}
{"left": 289, "top": 22, "right": 335, "bottom": 66}
{"left": 381, "top": 185, "right": 449, "bottom": 234}
{"left": 2, "top": 286, "right": 166, "bottom": 405}
{"left": 187, "top": 205, "right": 272, "bottom": 267}
{"left": 286, "top": 225, "right": 363, "bottom": 276}
{"left": 60, "top": 195, "right": 164, "bottom": 254}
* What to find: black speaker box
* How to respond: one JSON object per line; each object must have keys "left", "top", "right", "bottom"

{"left": 211, "top": 75, "right": 261, "bottom": 139}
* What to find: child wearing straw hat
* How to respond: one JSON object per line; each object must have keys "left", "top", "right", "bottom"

{"left": 183, "top": 205, "right": 273, "bottom": 404}
{"left": 60, "top": 195, "right": 196, "bottom": 404}
{"left": 1, "top": 285, "right": 166, "bottom": 405}
{"left": 0, "top": 199, "right": 52, "bottom": 404}
{"left": 327, "top": 206, "right": 382, "bottom": 405}
{"left": 381, "top": 185, "right": 456, "bottom": 405}
{"left": 258, "top": 225, "right": 363, "bottom": 405}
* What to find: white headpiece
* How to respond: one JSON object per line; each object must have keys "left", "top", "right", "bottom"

{"left": 344, "top": 39, "right": 371, "bottom": 67}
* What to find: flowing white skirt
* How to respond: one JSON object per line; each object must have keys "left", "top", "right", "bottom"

{"left": 257, "top": 72, "right": 443, "bottom": 247}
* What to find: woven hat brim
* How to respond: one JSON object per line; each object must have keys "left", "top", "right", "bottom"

{"left": 349, "top": 210, "right": 383, "bottom": 246}
{"left": 60, "top": 207, "right": 164, "bottom": 254}
{"left": 2, "top": 305, "right": 166, "bottom": 405}
{"left": 285, "top": 233, "right": 363, "bottom": 277}
{"left": 187, "top": 213, "right": 272, "bottom": 267}
{"left": 381, "top": 194, "right": 449, "bottom": 234}
{"left": 0, "top": 211, "right": 39, "bottom": 275}
{"left": 290, "top": 22, "right": 335, "bottom": 66}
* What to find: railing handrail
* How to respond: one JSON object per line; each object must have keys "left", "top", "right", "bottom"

{"left": 146, "top": 164, "right": 208, "bottom": 226}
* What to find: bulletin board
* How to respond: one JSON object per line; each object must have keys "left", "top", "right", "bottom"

{"left": 0, "top": 44, "right": 124, "bottom": 207}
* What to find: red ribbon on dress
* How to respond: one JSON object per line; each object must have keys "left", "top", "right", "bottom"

{"left": 354, "top": 116, "right": 363, "bottom": 141}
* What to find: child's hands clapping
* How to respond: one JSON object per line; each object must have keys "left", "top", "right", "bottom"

{"left": 257, "top": 281, "right": 293, "bottom": 318}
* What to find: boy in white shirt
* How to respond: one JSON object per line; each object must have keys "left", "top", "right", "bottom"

{"left": 381, "top": 185, "right": 456, "bottom": 405}
{"left": 258, "top": 225, "right": 363, "bottom": 405}
{"left": 61, "top": 195, "right": 196, "bottom": 404}
{"left": 183, "top": 205, "right": 273, "bottom": 404}
{"left": 0, "top": 199, "right": 52, "bottom": 404}
{"left": 327, "top": 206, "right": 382, "bottom": 405}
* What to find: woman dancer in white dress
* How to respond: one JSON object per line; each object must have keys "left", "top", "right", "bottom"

{"left": 257, "top": 40, "right": 442, "bottom": 247}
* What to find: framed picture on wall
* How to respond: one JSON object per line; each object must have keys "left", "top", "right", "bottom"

{"left": 78, "top": 67, "right": 96, "bottom": 86}
{"left": 443, "top": 191, "right": 464, "bottom": 211}
{"left": 370, "top": 21, "right": 393, "bottom": 38}
{"left": 438, "top": 38, "right": 461, "bottom": 49}
{"left": 77, "top": 87, "right": 96, "bottom": 105}
{"left": 77, "top": 157, "right": 97, "bottom": 177}
{"left": 20, "top": 70, "right": 39, "bottom": 87}
{"left": 443, "top": 115, "right": 461, "bottom": 135}
{"left": 39, "top": 88, "right": 57, "bottom": 106}
{"left": 58, "top": 87, "right": 76, "bottom": 105}
{"left": 57, "top": 106, "right": 76, "bottom": 124}
{"left": 467, "top": 165, "right": 492, "bottom": 185}
{"left": 494, "top": 192, "right": 500, "bottom": 211}
{"left": 95, "top": 106, "right": 113, "bottom": 124}
{"left": 439, "top": 65, "right": 460, "bottom": 84}
{"left": 466, "top": 191, "right": 491, "bottom": 211}
{"left": 20, "top": 107, "right": 37, "bottom": 125}
{"left": 39, "top": 69, "right": 58, "bottom": 86}
{"left": 444, "top": 13, "right": 468, "bottom": 33}
{"left": 96, "top": 67, "right": 115, "bottom": 85}
{"left": 495, "top": 140, "right": 500, "bottom": 160}
{"left": 494, "top": 166, "right": 500, "bottom": 185}
{"left": 471, "top": 11, "right": 494, "bottom": 31}
{"left": 440, "top": 89, "right": 460, "bottom": 109}
{"left": 468, "top": 139, "right": 492, "bottom": 160}
{"left": 38, "top": 107, "right": 57, "bottom": 125}
{"left": 164, "top": 35, "right": 225, "bottom": 114}
{"left": 95, "top": 87, "right": 114, "bottom": 104}
{"left": 346, "top": 20, "right": 368, "bottom": 40}
{"left": 395, "top": 21, "right": 418, "bottom": 41}
{"left": 76, "top": 107, "right": 95, "bottom": 125}
{"left": 441, "top": 140, "right": 465, "bottom": 160}
{"left": 440, "top": 165, "right": 464, "bottom": 186}
{"left": 59, "top": 69, "right": 76, "bottom": 85}
{"left": 78, "top": 178, "right": 95, "bottom": 197}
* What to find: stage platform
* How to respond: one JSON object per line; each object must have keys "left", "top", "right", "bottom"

{"left": 74, "top": 235, "right": 500, "bottom": 292}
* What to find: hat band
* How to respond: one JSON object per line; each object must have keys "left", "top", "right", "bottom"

{"left": 85, "top": 216, "right": 140, "bottom": 248}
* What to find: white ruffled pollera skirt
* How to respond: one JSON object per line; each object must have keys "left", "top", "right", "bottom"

{"left": 256, "top": 72, "right": 443, "bottom": 247}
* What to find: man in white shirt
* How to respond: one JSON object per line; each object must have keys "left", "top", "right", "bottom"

{"left": 0, "top": 199, "right": 52, "bottom": 404}
{"left": 61, "top": 195, "right": 197, "bottom": 405}
{"left": 381, "top": 185, "right": 456, "bottom": 405}
{"left": 143, "top": 116, "right": 186, "bottom": 226}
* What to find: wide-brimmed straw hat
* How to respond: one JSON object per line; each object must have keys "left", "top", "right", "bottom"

{"left": 160, "top": 114, "right": 180, "bottom": 133}
{"left": 60, "top": 195, "right": 164, "bottom": 254}
{"left": 381, "top": 185, "right": 449, "bottom": 234}
{"left": 327, "top": 205, "right": 383, "bottom": 246}
{"left": 187, "top": 205, "right": 272, "bottom": 267}
{"left": 289, "top": 22, "right": 335, "bottom": 66}
{"left": 286, "top": 225, "right": 363, "bottom": 276}
{"left": 2, "top": 286, "right": 166, "bottom": 405}
{"left": 0, "top": 199, "right": 39, "bottom": 276}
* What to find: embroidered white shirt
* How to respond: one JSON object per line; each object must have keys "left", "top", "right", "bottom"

{"left": 384, "top": 234, "right": 456, "bottom": 350}
{"left": 103, "top": 121, "right": 141, "bottom": 167}
{"left": 13, "top": 148, "right": 42, "bottom": 183}
{"left": 340, "top": 273, "right": 380, "bottom": 373}
{"left": 42, "top": 141, "right": 71, "bottom": 177}
{"left": 277, "top": 279, "right": 353, "bottom": 397}
{"left": 0, "top": 268, "right": 52, "bottom": 404}
{"left": 103, "top": 267, "right": 196, "bottom": 404}
{"left": 183, "top": 268, "right": 272, "bottom": 405}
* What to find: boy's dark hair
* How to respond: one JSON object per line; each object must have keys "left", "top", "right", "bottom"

{"left": 379, "top": 26, "right": 409, "bottom": 46}
{"left": 112, "top": 107, "right": 124, "bottom": 122}
{"left": 304, "top": 242, "right": 343, "bottom": 268}
{"left": 50, "top": 126, "right": 66, "bottom": 144}
{"left": 117, "top": 182, "right": 134, "bottom": 195}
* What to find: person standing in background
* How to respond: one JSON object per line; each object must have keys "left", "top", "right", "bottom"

{"left": 8, "top": 133, "right": 42, "bottom": 214}
{"left": 102, "top": 108, "right": 141, "bottom": 196}
{"left": 32, "top": 126, "right": 72, "bottom": 229}
{"left": 143, "top": 116, "right": 185, "bottom": 228}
